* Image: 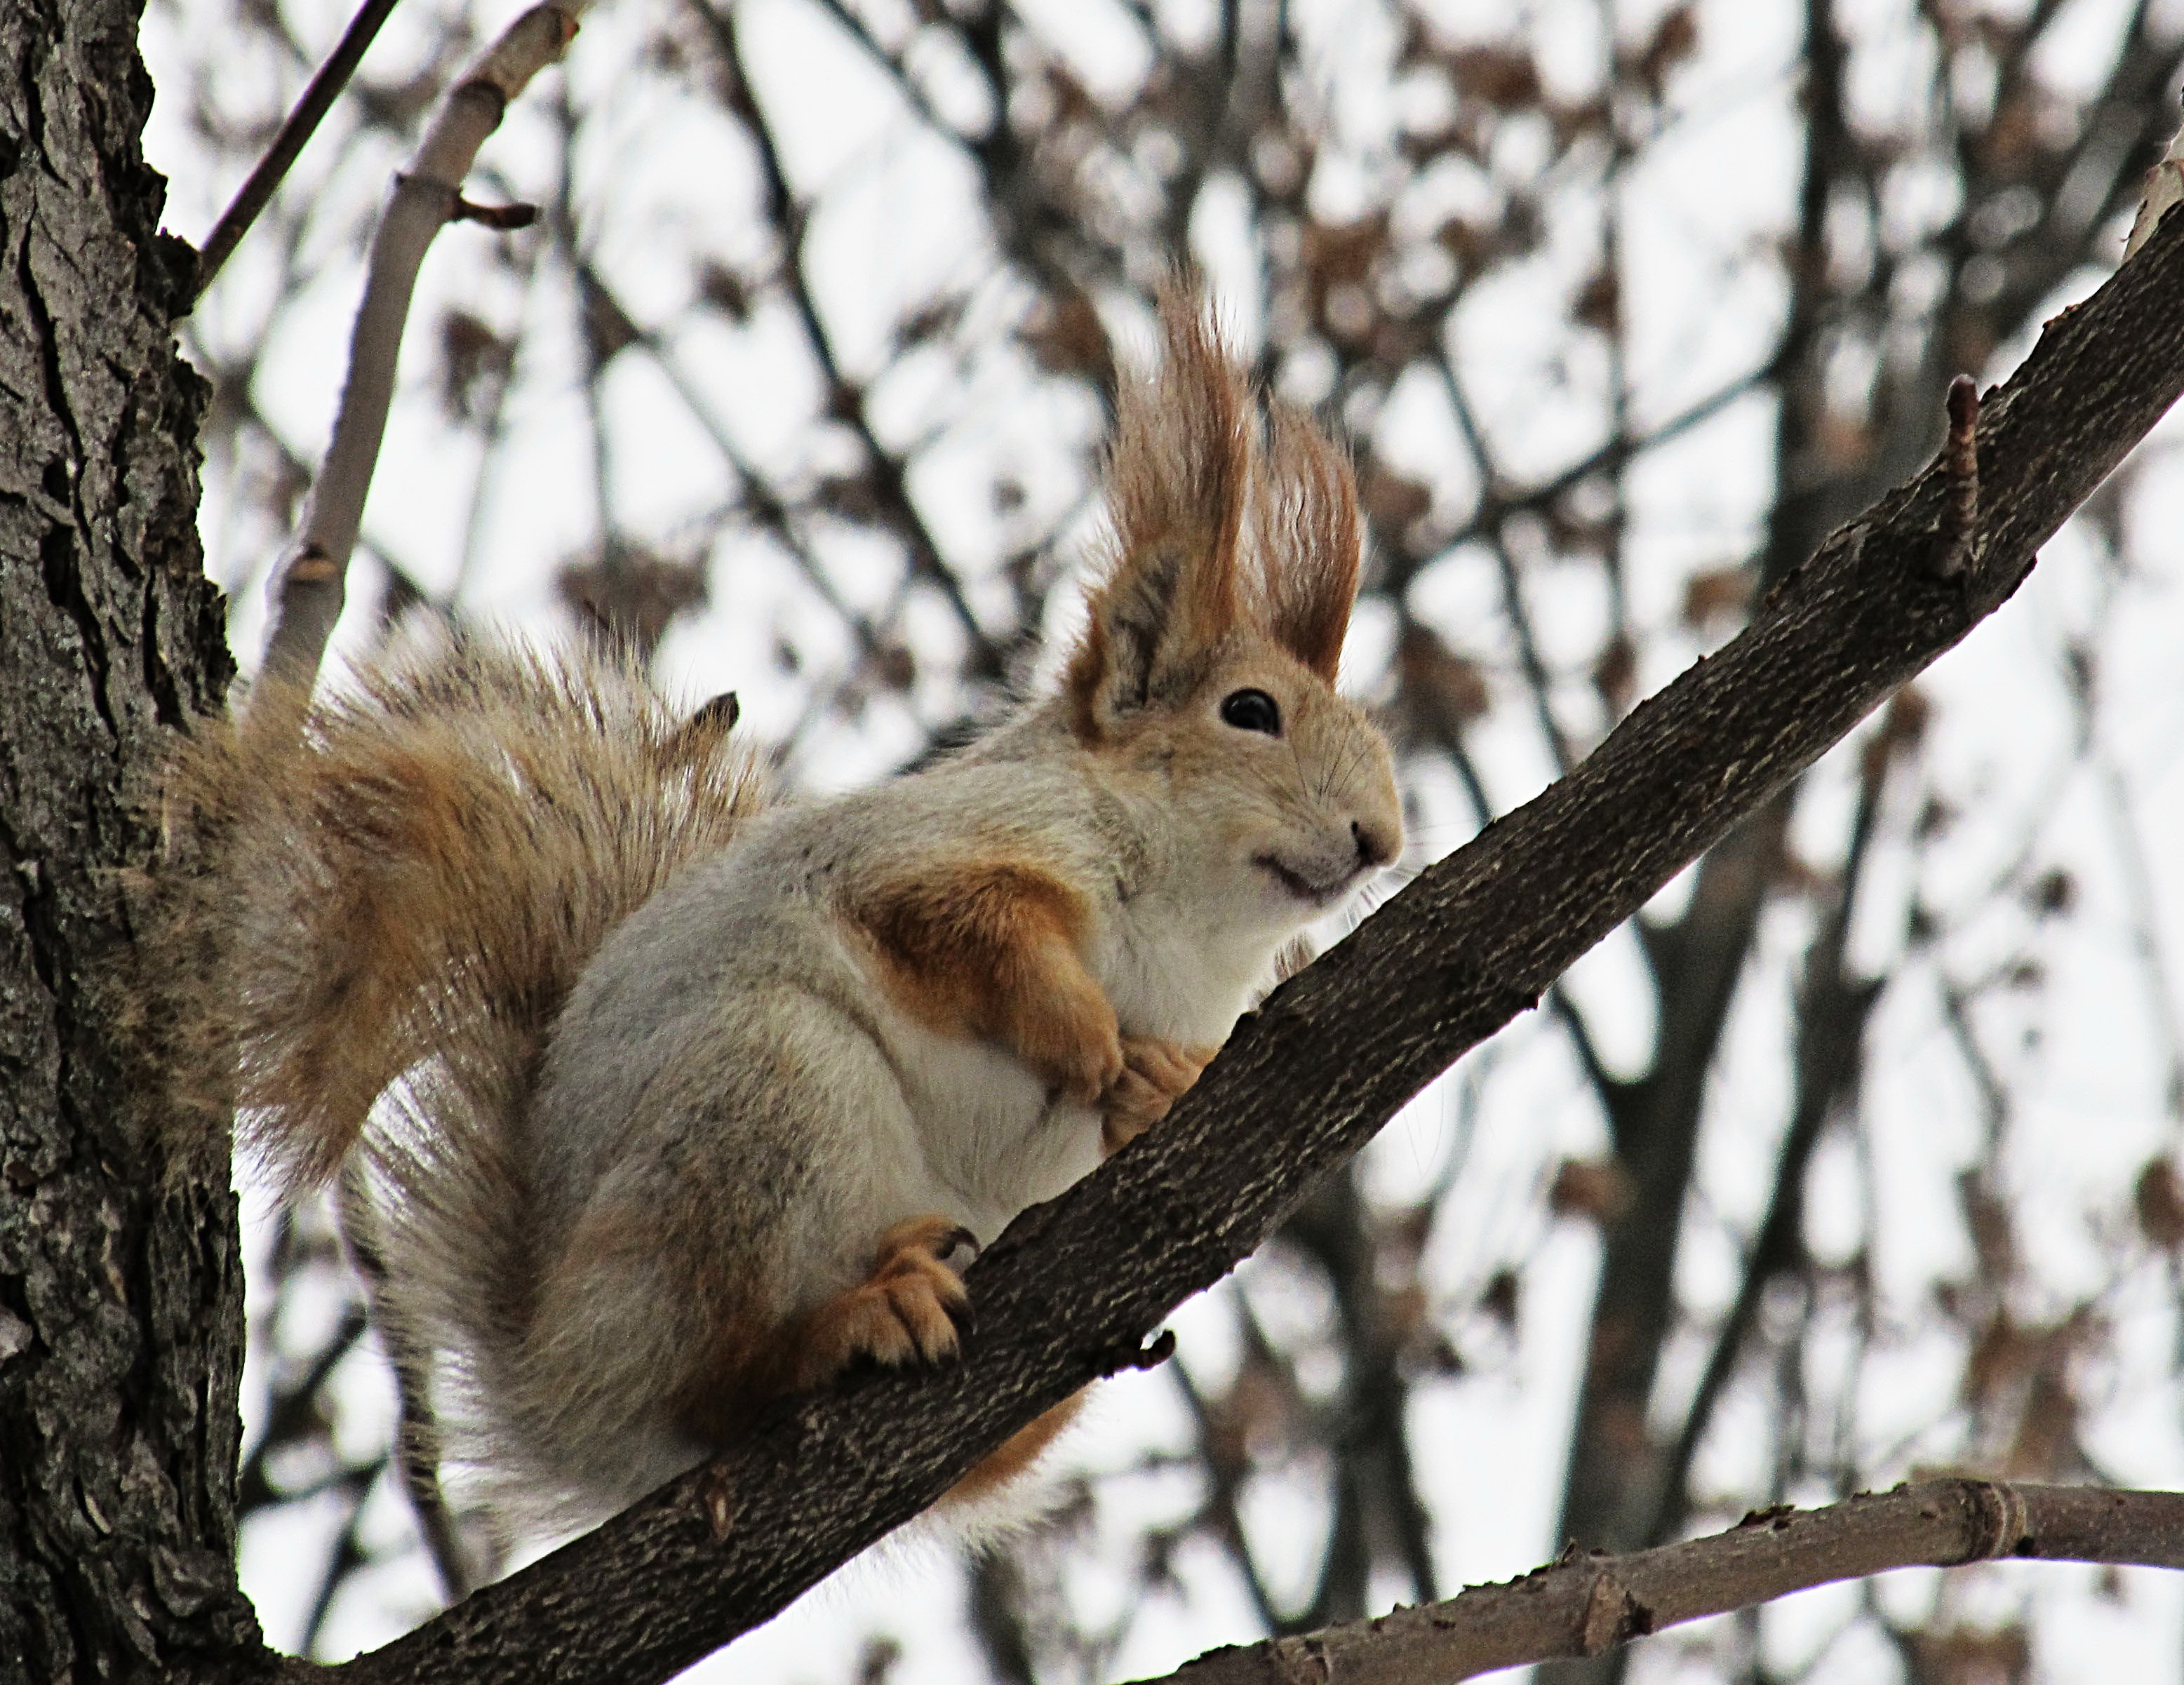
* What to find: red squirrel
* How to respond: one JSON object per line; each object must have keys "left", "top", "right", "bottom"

{"left": 159, "top": 291, "right": 1403, "bottom": 1543}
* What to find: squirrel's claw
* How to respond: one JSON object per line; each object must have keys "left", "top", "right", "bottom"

{"left": 938, "top": 1223, "right": 982, "bottom": 1265}
{"left": 792, "top": 1214, "right": 977, "bottom": 1385}
{"left": 1101, "top": 1038, "right": 1219, "bottom": 1156}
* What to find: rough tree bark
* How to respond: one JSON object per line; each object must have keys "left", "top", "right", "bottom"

{"left": 0, "top": 1, "right": 251, "bottom": 1680}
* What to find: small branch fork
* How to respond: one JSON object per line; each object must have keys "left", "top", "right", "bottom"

{"left": 1145, "top": 1482, "right": 2184, "bottom": 1685}
{"left": 1936, "top": 373, "right": 1982, "bottom": 579}
{"left": 254, "top": 3, "right": 589, "bottom": 705}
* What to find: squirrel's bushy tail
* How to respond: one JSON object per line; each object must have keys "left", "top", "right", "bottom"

{"left": 159, "top": 642, "right": 769, "bottom": 1538}
{"left": 163, "top": 646, "right": 751, "bottom": 1451}
{"left": 159, "top": 640, "right": 765, "bottom": 1193}
{"left": 157, "top": 640, "right": 768, "bottom": 1526}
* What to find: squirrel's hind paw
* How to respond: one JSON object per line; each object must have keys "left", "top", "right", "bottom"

{"left": 1101, "top": 1038, "right": 1219, "bottom": 1155}
{"left": 793, "top": 1215, "right": 977, "bottom": 1386}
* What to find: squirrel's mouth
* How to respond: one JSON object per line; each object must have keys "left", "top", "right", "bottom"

{"left": 1255, "top": 854, "right": 1351, "bottom": 907}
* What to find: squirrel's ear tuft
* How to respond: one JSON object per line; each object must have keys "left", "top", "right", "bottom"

{"left": 1065, "top": 285, "right": 1252, "bottom": 739}
{"left": 1247, "top": 404, "right": 1361, "bottom": 685}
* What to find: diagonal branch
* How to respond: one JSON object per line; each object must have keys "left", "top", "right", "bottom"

{"left": 301, "top": 206, "right": 2184, "bottom": 1685}
{"left": 1137, "top": 1481, "right": 2184, "bottom": 1684}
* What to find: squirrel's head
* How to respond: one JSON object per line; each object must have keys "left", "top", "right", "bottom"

{"left": 1061, "top": 288, "right": 1402, "bottom": 946}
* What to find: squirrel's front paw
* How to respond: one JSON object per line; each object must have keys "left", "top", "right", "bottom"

{"left": 1010, "top": 967, "right": 1125, "bottom": 1105}
{"left": 793, "top": 1215, "right": 978, "bottom": 1388}
{"left": 1101, "top": 1038, "right": 1218, "bottom": 1155}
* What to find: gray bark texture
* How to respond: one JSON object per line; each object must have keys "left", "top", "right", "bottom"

{"left": 0, "top": 1, "right": 254, "bottom": 1680}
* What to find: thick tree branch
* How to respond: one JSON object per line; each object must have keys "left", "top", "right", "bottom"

{"left": 272, "top": 203, "right": 2184, "bottom": 1685}
{"left": 1141, "top": 1481, "right": 2184, "bottom": 1684}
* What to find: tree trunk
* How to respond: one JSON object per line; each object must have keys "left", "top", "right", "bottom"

{"left": 0, "top": 1, "right": 255, "bottom": 1679}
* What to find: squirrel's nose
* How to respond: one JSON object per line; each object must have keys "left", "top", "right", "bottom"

{"left": 1352, "top": 819, "right": 1396, "bottom": 871}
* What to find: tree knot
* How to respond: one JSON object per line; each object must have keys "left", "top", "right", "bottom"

{"left": 1579, "top": 1572, "right": 1654, "bottom": 1654}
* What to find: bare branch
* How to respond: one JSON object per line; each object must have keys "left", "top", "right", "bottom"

{"left": 1646, "top": 749, "right": 1891, "bottom": 1548}
{"left": 1139, "top": 1482, "right": 2184, "bottom": 1684}
{"left": 685, "top": 0, "right": 1008, "bottom": 678}
{"left": 255, "top": 2, "right": 586, "bottom": 700}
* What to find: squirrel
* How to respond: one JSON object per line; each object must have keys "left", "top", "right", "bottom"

{"left": 155, "top": 291, "right": 1403, "bottom": 1543}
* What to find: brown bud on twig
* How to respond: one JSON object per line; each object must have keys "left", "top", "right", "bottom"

{"left": 451, "top": 196, "right": 540, "bottom": 230}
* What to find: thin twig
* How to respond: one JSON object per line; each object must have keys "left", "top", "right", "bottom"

{"left": 2097, "top": 755, "right": 2184, "bottom": 1117}
{"left": 190, "top": 0, "right": 406, "bottom": 304}
{"left": 1142, "top": 1482, "right": 2184, "bottom": 1684}
{"left": 448, "top": 168, "right": 546, "bottom": 604}
{"left": 1429, "top": 357, "right": 1576, "bottom": 775}
{"left": 255, "top": 2, "right": 588, "bottom": 703}
{"left": 235, "top": 0, "right": 589, "bottom": 1607}
{"left": 686, "top": 0, "right": 1005, "bottom": 678}
{"left": 297, "top": 1463, "right": 382, "bottom": 1659}
{"left": 1168, "top": 1351, "right": 1289, "bottom": 1635}
{"left": 566, "top": 260, "right": 895, "bottom": 662}
{"left": 1645, "top": 747, "right": 1891, "bottom": 1548}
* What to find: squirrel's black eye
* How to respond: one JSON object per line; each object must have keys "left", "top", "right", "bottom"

{"left": 1219, "top": 689, "right": 1282, "bottom": 735}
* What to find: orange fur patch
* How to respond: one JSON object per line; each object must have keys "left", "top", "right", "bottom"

{"left": 671, "top": 1309, "right": 794, "bottom": 1446}
{"left": 851, "top": 860, "right": 1121, "bottom": 1101}
{"left": 942, "top": 1392, "right": 1087, "bottom": 1505}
